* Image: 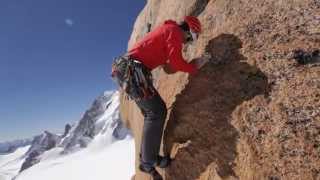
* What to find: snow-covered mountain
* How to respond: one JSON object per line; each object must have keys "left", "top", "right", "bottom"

{"left": 0, "top": 139, "right": 32, "bottom": 154}
{"left": 60, "top": 91, "right": 130, "bottom": 153}
{"left": 0, "top": 91, "right": 134, "bottom": 180}
{"left": 0, "top": 146, "right": 30, "bottom": 180}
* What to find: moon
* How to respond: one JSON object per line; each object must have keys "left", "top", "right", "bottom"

{"left": 65, "top": 18, "right": 74, "bottom": 27}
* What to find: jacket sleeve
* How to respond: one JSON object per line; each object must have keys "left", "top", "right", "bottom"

{"left": 165, "top": 28, "right": 197, "bottom": 75}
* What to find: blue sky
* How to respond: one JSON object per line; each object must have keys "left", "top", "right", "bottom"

{"left": 0, "top": 0, "right": 145, "bottom": 142}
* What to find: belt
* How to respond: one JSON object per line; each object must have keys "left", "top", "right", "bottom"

{"left": 126, "top": 55, "right": 141, "bottom": 64}
{"left": 132, "top": 59, "right": 142, "bottom": 64}
{"left": 127, "top": 55, "right": 151, "bottom": 72}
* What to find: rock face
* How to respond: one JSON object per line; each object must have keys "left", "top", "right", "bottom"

{"left": 120, "top": 0, "right": 320, "bottom": 179}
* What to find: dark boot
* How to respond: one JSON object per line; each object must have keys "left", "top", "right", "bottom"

{"left": 139, "top": 164, "right": 163, "bottom": 180}
{"left": 156, "top": 155, "right": 172, "bottom": 168}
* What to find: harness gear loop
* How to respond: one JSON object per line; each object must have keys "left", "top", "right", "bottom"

{"left": 111, "top": 55, "right": 155, "bottom": 101}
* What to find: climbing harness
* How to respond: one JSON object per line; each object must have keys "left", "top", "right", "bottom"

{"left": 111, "top": 55, "right": 156, "bottom": 101}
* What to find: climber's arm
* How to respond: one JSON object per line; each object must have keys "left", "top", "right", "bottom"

{"left": 165, "top": 29, "right": 197, "bottom": 75}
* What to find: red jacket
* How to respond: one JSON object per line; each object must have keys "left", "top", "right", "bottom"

{"left": 128, "top": 20, "right": 197, "bottom": 75}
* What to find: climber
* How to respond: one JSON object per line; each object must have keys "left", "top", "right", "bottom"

{"left": 111, "top": 16, "right": 206, "bottom": 179}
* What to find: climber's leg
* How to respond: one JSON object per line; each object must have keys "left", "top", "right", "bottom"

{"left": 136, "top": 90, "right": 167, "bottom": 169}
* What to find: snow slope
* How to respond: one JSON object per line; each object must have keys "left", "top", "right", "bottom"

{"left": 0, "top": 146, "right": 30, "bottom": 180}
{"left": 0, "top": 91, "right": 135, "bottom": 180}
{"left": 15, "top": 137, "right": 134, "bottom": 180}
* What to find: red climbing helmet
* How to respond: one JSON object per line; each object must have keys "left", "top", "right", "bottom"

{"left": 184, "top": 16, "right": 201, "bottom": 33}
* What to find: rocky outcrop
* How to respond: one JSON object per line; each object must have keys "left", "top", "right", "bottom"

{"left": 20, "top": 131, "right": 61, "bottom": 172}
{"left": 62, "top": 124, "right": 72, "bottom": 137}
{"left": 120, "top": 0, "right": 320, "bottom": 179}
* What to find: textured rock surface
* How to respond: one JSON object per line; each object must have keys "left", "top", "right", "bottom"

{"left": 120, "top": 0, "right": 320, "bottom": 179}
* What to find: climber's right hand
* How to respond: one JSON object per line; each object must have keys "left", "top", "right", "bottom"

{"left": 162, "top": 64, "right": 177, "bottom": 74}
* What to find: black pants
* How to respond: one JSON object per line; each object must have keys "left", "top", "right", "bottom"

{"left": 135, "top": 88, "right": 167, "bottom": 167}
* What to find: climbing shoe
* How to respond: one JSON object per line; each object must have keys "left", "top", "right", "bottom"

{"left": 156, "top": 155, "right": 172, "bottom": 168}
{"left": 139, "top": 164, "right": 163, "bottom": 180}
